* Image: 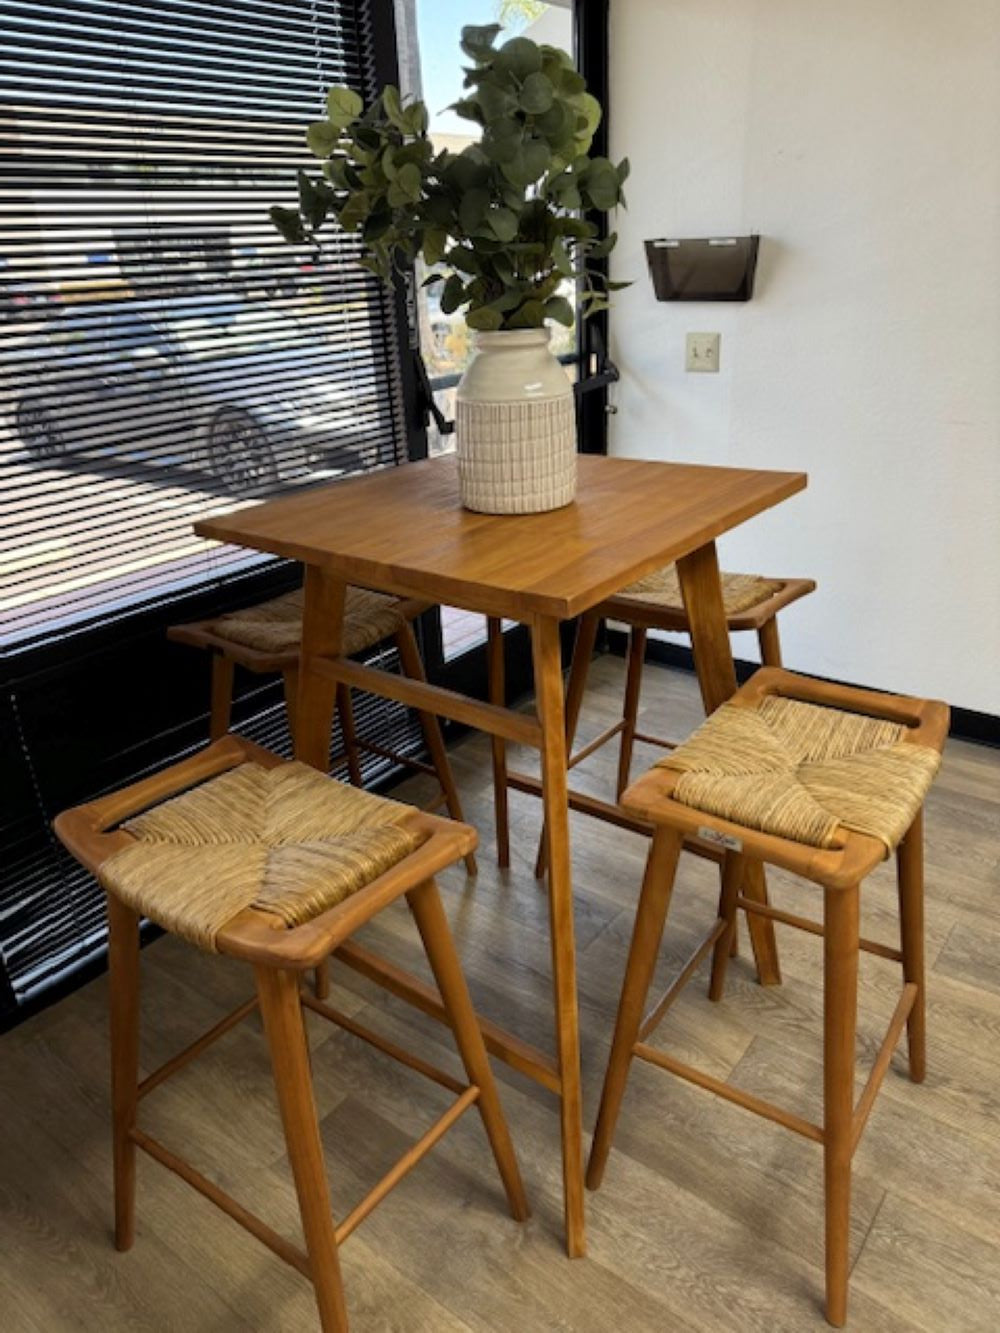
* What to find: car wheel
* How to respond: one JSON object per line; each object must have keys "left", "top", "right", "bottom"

{"left": 16, "top": 398, "right": 64, "bottom": 458}
{"left": 207, "top": 407, "right": 278, "bottom": 493}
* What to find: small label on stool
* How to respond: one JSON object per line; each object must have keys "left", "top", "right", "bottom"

{"left": 697, "top": 826, "right": 743, "bottom": 852}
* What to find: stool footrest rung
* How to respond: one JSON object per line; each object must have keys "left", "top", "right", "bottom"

{"left": 852, "top": 982, "right": 918, "bottom": 1150}
{"left": 334, "top": 1085, "right": 480, "bottom": 1244}
{"left": 568, "top": 721, "right": 627, "bottom": 770}
{"left": 638, "top": 919, "right": 729, "bottom": 1041}
{"left": 138, "top": 996, "right": 258, "bottom": 1101}
{"left": 632, "top": 1044, "right": 825, "bottom": 1143}
{"left": 130, "top": 1127, "right": 311, "bottom": 1276}
{"left": 301, "top": 992, "right": 467, "bottom": 1095}
{"left": 735, "top": 895, "right": 904, "bottom": 962}
{"left": 631, "top": 730, "right": 679, "bottom": 751}
{"left": 335, "top": 939, "right": 561, "bottom": 1095}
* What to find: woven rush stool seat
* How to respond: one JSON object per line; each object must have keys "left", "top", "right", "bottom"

{"left": 586, "top": 668, "right": 949, "bottom": 1327}
{"left": 660, "top": 691, "right": 942, "bottom": 853}
{"left": 615, "top": 563, "right": 785, "bottom": 616}
{"left": 99, "top": 760, "right": 424, "bottom": 952}
{"left": 169, "top": 584, "right": 476, "bottom": 881}
{"left": 54, "top": 736, "right": 527, "bottom": 1333}
{"left": 207, "top": 585, "right": 406, "bottom": 657}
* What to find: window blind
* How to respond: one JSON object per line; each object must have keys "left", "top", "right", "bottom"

{"left": 0, "top": 0, "right": 424, "bottom": 1028}
{"left": 1, "top": 0, "right": 407, "bottom": 650}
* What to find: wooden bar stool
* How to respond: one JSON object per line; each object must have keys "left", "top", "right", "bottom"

{"left": 586, "top": 667, "right": 947, "bottom": 1326}
{"left": 54, "top": 736, "right": 528, "bottom": 1333}
{"left": 169, "top": 585, "right": 476, "bottom": 876}
{"left": 528, "top": 566, "right": 816, "bottom": 878}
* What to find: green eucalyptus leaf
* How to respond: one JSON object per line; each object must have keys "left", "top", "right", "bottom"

{"left": 307, "top": 121, "right": 340, "bottom": 159}
{"left": 452, "top": 98, "right": 483, "bottom": 124}
{"left": 501, "top": 138, "right": 551, "bottom": 189}
{"left": 518, "top": 72, "right": 554, "bottom": 115}
{"left": 443, "top": 153, "right": 490, "bottom": 192}
{"left": 363, "top": 207, "right": 392, "bottom": 241}
{"left": 459, "top": 187, "right": 489, "bottom": 232}
{"left": 395, "top": 161, "right": 422, "bottom": 201}
{"left": 551, "top": 236, "right": 573, "bottom": 276}
{"left": 486, "top": 207, "right": 518, "bottom": 242}
{"left": 475, "top": 81, "right": 517, "bottom": 123}
{"left": 588, "top": 230, "right": 618, "bottom": 258}
{"left": 326, "top": 86, "right": 363, "bottom": 127}
{"left": 423, "top": 192, "right": 454, "bottom": 227}
{"left": 465, "top": 305, "right": 504, "bottom": 331}
{"left": 482, "top": 123, "right": 523, "bottom": 164}
{"left": 446, "top": 245, "right": 480, "bottom": 275}
{"left": 338, "top": 192, "right": 370, "bottom": 232}
{"left": 557, "top": 66, "right": 587, "bottom": 95}
{"left": 440, "top": 273, "right": 466, "bottom": 314}
{"left": 495, "top": 36, "right": 542, "bottom": 79}
{"left": 423, "top": 227, "right": 448, "bottom": 265}
{"left": 270, "top": 205, "right": 305, "bottom": 244}
{"left": 403, "top": 101, "right": 428, "bottom": 135}
{"left": 460, "top": 23, "right": 502, "bottom": 61}
{"left": 297, "top": 171, "right": 328, "bottom": 228}
{"left": 421, "top": 272, "right": 444, "bottom": 287}
{"left": 382, "top": 85, "right": 408, "bottom": 131}
{"left": 507, "top": 298, "right": 547, "bottom": 328}
{"left": 616, "top": 156, "right": 631, "bottom": 184}
{"left": 545, "top": 295, "right": 575, "bottom": 327}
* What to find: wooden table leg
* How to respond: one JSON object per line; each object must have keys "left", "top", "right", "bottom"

{"left": 295, "top": 565, "right": 346, "bottom": 771}
{"left": 531, "top": 615, "right": 586, "bottom": 1257}
{"left": 298, "top": 565, "right": 346, "bottom": 1001}
{"left": 676, "top": 542, "right": 782, "bottom": 986}
{"left": 487, "top": 617, "right": 510, "bottom": 869}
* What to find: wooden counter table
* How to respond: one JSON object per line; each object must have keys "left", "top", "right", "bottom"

{"left": 196, "top": 452, "right": 807, "bottom": 1258}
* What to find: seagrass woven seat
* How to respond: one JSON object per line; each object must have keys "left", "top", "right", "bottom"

{"left": 615, "top": 564, "right": 785, "bottom": 616}
{"left": 99, "top": 761, "right": 423, "bottom": 952}
{"left": 208, "top": 586, "right": 406, "bottom": 658}
{"left": 588, "top": 669, "right": 949, "bottom": 1327}
{"left": 54, "top": 736, "right": 527, "bottom": 1332}
{"left": 658, "top": 691, "right": 942, "bottom": 854}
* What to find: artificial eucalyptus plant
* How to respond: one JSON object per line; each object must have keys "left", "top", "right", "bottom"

{"left": 271, "top": 23, "right": 629, "bottom": 332}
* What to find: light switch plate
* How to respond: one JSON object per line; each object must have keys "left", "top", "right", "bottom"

{"left": 686, "top": 332, "right": 721, "bottom": 372}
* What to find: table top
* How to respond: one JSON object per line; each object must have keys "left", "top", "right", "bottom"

{"left": 195, "top": 455, "right": 807, "bottom": 620}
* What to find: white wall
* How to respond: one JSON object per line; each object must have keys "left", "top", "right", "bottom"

{"left": 609, "top": 0, "right": 1000, "bottom": 716}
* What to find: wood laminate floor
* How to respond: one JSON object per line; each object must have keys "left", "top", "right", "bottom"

{"left": 2, "top": 655, "right": 999, "bottom": 1332}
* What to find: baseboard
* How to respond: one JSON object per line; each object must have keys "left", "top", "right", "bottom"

{"left": 604, "top": 629, "right": 1000, "bottom": 749}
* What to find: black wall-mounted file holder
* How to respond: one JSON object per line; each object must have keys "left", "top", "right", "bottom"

{"left": 645, "top": 235, "right": 760, "bottom": 302}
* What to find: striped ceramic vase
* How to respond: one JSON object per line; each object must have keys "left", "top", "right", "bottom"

{"left": 455, "top": 327, "right": 576, "bottom": 514}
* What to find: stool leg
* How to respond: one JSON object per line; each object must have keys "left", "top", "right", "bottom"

{"left": 823, "top": 884, "right": 860, "bottom": 1328}
{"left": 282, "top": 667, "right": 299, "bottom": 743}
{"left": 108, "top": 894, "right": 140, "bottom": 1251}
{"left": 587, "top": 827, "right": 684, "bottom": 1191}
{"left": 534, "top": 610, "right": 601, "bottom": 880}
{"left": 209, "top": 653, "right": 235, "bottom": 741}
{"left": 616, "top": 627, "right": 647, "bottom": 800}
{"left": 708, "top": 852, "right": 745, "bottom": 1001}
{"left": 897, "top": 807, "right": 926, "bottom": 1083}
{"left": 407, "top": 879, "right": 529, "bottom": 1222}
{"left": 487, "top": 617, "right": 510, "bottom": 870}
{"left": 256, "top": 965, "right": 348, "bottom": 1333}
{"left": 395, "top": 624, "right": 477, "bottom": 878}
{"left": 335, "top": 684, "right": 364, "bottom": 788}
{"left": 757, "top": 616, "right": 783, "bottom": 667}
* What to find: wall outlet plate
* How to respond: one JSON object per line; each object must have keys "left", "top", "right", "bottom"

{"left": 686, "top": 332, "right": 721, "bottom": 372}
